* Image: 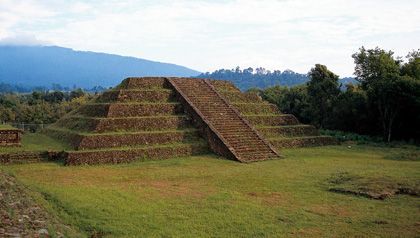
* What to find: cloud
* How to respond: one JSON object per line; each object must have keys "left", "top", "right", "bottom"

{"left": 0, "top": 0, "right": 56, "bottom": 43}
{"left": 1, "top": 0, "right": 419, "bottom": 76}
{"left": 0, "top": 34, "right": 51, "bottom": 46}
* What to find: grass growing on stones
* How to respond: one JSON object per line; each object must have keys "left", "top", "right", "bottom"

{"left": 0, "top": 171, "right": 83, "bottom": 237}
{"left": 0, "top": 124, "right": 15, "bottom": 130}
{"left": 1, "top": 144, "right": 419, "bottom": 237}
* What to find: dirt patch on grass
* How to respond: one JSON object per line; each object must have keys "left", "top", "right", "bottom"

{"left": 246, "top": 191, "right": 289, "bottom": 206}
{"left": 0, "top": 171, "right": 81, "bottom": 237}
{"left": 327, "top": 172, "right": 420, "bottom": 200}
{"left": 307, "top": 204, "right": 353, "bottom": 217}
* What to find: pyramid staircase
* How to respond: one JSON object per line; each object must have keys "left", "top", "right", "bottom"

{"left": 45, "top": 77, "right": 336, "bottom": 165}
{"left": 167, "top": 78, "right": 279, "bottom": 162}
{"left": 44, "top": 77, "right": 209, "bottom": 165}
{"left": 208, "top": 80, "right": 338, "bottom": 148}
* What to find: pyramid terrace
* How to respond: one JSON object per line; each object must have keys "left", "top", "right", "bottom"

{"left": 44, "top": 77, "right": 336, "bottom": 165}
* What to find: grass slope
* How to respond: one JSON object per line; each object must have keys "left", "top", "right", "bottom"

{"left": 0, "top": 124, "right": 15, "bottom": 129}
{"left": 0, "top": 133, "right": 71, "bottom": 154}
{"left": 1, "top": 145, "right": 419, "bottom": 237}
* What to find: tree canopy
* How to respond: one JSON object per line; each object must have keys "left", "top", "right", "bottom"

{"left": 253, "top": 47, "right": 419, "bottom": 143}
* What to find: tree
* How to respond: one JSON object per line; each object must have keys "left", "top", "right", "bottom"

{"left": 44, "top": 91, "right": 65, "bottom": 103}
{"left": 352, "top": 47, "right": 405, "bottom": 142}
{"left": 331, "top": 85, "right": 370, "bottom": 134}
{"left": 0, "top": 105, "right": 15, "bottom": 122}
{"left": 307, "top": 64, "right": 340, "bottom": 128}
{"left": 70, "top": 88, "right": 85, "bottom": 100}
{"left": 258, "top": 85, "right": 311, "bottom": 123}
{"left": 398, "top": 51, "right": 420, "bottom": 141}
{"left": 401, "top": 50, "right": 420, "bottom": 80}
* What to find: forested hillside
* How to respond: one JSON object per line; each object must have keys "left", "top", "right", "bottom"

{"left": 197, "top": 67, "right": 356, "bottom": 90}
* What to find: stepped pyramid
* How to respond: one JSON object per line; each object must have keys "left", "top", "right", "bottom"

{"left": 208, "top": 80, "right": 337, "bottom": 148}
{"left": 45, "top": 77, "right": 336, "bottom": 165}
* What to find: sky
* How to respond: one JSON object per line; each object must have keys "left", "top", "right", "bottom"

{"left": 0, "top": 0, "right": 419, "bottom": 77}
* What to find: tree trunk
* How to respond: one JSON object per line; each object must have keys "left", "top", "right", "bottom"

{"left": 387, "top": 111, "right": 397, "bottom": 143}
{"left": 378, "top": 101, "right": 388, "bottom": 142}
{"left": 382, "top": 120, "right": 387, "bottom": 142}
{"left": 387, "top": 125, "right": 392, "bottom": 143}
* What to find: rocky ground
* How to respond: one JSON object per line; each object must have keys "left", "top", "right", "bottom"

{"left": 0, "top": 171, "right": 79, "bottom": 238}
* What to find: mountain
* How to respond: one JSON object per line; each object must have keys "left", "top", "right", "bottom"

{"left": 340, "top": 77, "right": 358, "bottom": 86}
{"left": 0, "top": 45, "right": 356, "bottom": 91}
{"left": 0, "top": 45, "right": 200, "bottom": 88}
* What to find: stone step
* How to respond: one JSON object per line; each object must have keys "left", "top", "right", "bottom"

{"left": 256, "top": 125, "right": 319, "bottom": 137}
{"left": 97, "top": 89, "right": 176, "bottom": 103}
{"left": 45, "top": 127, "right": 201, "bottom": 150}
{"left": 168, "top": 78, "right": 279, "bottom": 162}
{"left": 223, "top": 139, "right": 267, "bottom": 145}
{"left": 208, "top": 80, "right": 241, "bottom": 92}
{"left": 227, "top": 144, "right": 268, "bottom": 149}
{"left": 77, "top": 103, "right": 184, "bottom": 117}
{"left": 218, "top": 129, "right": 257, "bottom": 132}
{"left": 216, "top": 91, "right": 261, "bottom": 103}
{"left": 56, "top": 115, "right": 191, "bottom": 133}
{"left": 65, "top": 142, "right": 209, "bottom": 165}
{"left": 231, "top": 103, "right": 280, "bottom": 115}
{"left": 77, "top": 130, "right": 200, "bottom": 150}
{"left": 245, "top": 114, "right": 300, "bottom": 126}
{"left": 221, "top": 133, "right": 261, "bottom": 139}
{"left": 119, "top": 77, "right": 171, "bottom": 89}
{"left": 233, "top": 146, "right": 273, "bottom": 152}
{"left": 0, "top": 152, "right": 45, "bottom": 164}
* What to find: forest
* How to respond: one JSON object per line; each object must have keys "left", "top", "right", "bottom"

{"left": 197, "top": 66, "right": 356, "bottom": 90}
{"left": 0, "top": 89, "right": 93, "bottom": 131}
{"left": 198, "top": 67, "right": 309, "bottom": 90}
{"left": 252, "top": 47, "right": 420, "bottom": 142}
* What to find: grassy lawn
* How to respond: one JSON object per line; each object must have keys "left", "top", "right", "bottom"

{"left": 0, "top": 133, "right": 71, "bottom": 154}
{"left": 1, "top": 144, "right": 419, "bottom": 237}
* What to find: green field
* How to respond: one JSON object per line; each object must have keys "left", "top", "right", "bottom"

{"left": 1, "top": 144, "right": 419, "bottom": 237}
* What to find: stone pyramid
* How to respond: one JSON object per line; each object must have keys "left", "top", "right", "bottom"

{"left": 45, "top": 77, "right": 336, "bottom": 165}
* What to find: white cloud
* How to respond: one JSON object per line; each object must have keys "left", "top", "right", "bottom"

{"left": 0, "top": 0, "right": 419, "bottom": 76}
{"left": 0, "top": 0, "right": 56, "bottom": 37}
{"left": 0, "top": 34, "right": 51, "bottom": 46}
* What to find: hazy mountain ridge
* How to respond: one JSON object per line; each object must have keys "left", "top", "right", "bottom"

{"left": 0, "top": 45, "right": 201, "bottom": 88}
{"left": 0, "top": 45, "right": 356, "bottom": 92}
